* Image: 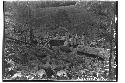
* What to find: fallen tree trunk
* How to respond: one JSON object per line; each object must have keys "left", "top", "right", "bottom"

{"left": 77, "top": 45, "right": 110, "bottom": 60}
{"left": 77, "top": 51, "right": 105, "bottom": 61}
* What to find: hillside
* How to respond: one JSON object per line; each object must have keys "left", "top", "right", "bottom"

{"left": 3, "top": 1, "right": 117, "bottom": 81}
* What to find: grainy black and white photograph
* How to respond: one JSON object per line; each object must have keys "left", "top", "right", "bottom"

{"left": 2, "top": 0, "right": 118, "bottom": 82}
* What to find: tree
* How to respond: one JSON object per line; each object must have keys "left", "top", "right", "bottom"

{"left": 87, "top": 2, "right": 117, "bottom": 80}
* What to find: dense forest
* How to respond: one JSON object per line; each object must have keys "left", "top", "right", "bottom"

{"left": 3, "top": 1, "right": 117, "bottom": 81}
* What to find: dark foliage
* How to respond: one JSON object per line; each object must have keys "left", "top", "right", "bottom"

{"left": 48, "top": 40, "right": 65, "bottom": 47}
{"left": 44, "top": 67, "right": 55, "bottom": 78}
{"left": 59, "top": 46, "right": 72, "bottom": 53}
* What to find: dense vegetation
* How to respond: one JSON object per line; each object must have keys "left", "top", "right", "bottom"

{"left": 3, "top": 1, "right": 117, "bottom": 81}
